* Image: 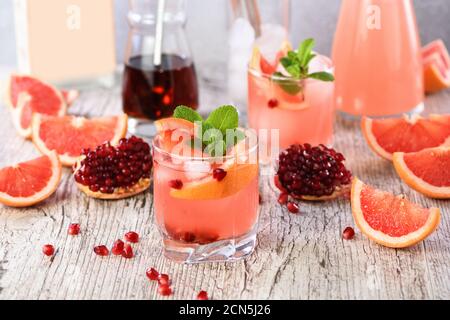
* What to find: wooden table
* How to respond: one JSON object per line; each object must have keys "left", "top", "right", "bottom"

{"left": 0, "top": 77, "right": 449, "bottom": 300}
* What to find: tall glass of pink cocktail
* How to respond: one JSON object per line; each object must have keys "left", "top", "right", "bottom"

{"left": 152, "top": 107, "right": 259, "bottom": 263}
{"left": 247, "top": 39, "right": 335, "bottom": 160}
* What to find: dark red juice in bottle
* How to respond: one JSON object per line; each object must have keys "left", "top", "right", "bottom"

{"left": 122, "top": 54, "right": 199, "bottom": 120}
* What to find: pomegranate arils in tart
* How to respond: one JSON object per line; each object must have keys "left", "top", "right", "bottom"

{"left": 94, "top": 245, "right": 109, "bottom": 256}
{"left": 42, "top": 244, "right": 55, "bottom": 256}
{"left": 277, "top": 144, "right": 352, "bottom": 199}
{"left": 146, "top": 267, "right": 159, "bottom": 281}
{"left": 111, "top": 239, "right": 125, "bottom": 255}
{"left": 124, "top": 231, "right": 139, "bottom": 243}
{"left": 68, "top": 223, "right": 80, "bottom": 235}
{"left": 75, "top": 136, "right": 152, "bottom": 194}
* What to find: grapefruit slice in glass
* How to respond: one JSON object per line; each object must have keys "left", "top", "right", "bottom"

{"left": 422, "top": 39, "right": 450, "bottom": 94}
{"left": 361, "top": 114, "right": 450, "bottom": 160}
{"left": 351, "top": 178, "right": 440, "bottom": 248}
{"left": 393, "top": 147, "right": 450, "bottom": 199}
{"left": 32, "top": 114, "right": 128, "bottom": 166}
{"left": 0, "top": 151, "right": 62, "bottom": 207}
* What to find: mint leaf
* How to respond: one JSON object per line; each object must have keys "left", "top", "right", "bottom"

{"left": 204, "top": 105, "right": 239, "bottom": 135}
{"left": 272, "top": 72, "right": 303, "bottom": 95}
{"left": 173, "top": 105, "right": 203, "bottom": 123}
{"left": 297, "top": 38, "right": 315, "bottom": 66}
{"left": 308, "top": 72, "right": 335, "bottom": 82}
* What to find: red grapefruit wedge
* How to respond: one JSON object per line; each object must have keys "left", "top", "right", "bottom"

{"left": 361, "top": 114, "right": 450, "bottom": 160}
{"left": 351, "top": 178, "right": 440, "bottom": 248}
{"left": 0, "top": 151, "right": 62, "bottom": 207}
{"left": 32, "top": 114, "right": 128, "bottom": 166}
{"left": 393, "top": 147, "right": 450, "bottom": 199}
{"left": 7, "top": 75, "right": 67, "bottom": 138}
{"left": 422, "top": 39, "right": 450, "bottom": 94}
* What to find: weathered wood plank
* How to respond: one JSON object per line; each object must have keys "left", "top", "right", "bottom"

{"left": 0, "top": 79, "right": 449, "bottom": 300}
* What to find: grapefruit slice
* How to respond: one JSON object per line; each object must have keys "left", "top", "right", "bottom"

{"left": 7, "top": 75, "right": 67, "bottom": 138}
{"left": 422, "top": 40, "right": 450, "bottom": 94}
{"left": 155, "top": 117, "right": 196, "bottom": 153}
{"left": 170, "top": 162, "right": 258, "bottom": 200}
{"left": 361, "top": 114, "right": 450, "bottom": 160}
{"left": 393, "top": 147, "right": 450, "bottom": 199}
{"left": 0, "top": 151, "right": 62, "bottom": 207}
{"left": 351, "top": 178, "right": 440, "bottom": 248}
{"left": 32, "top": 114, "right": 128, "bottom": 166}
{"left": 249, "top": 41, "right": 292, "bottom": 75}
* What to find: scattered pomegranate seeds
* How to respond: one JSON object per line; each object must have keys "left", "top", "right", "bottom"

{"left": 197, "top": 290, "right": 208, "bottom": 300}
{"left": 94, "top": 245, "right": 109, "bottom": 256}
{"left": 287, "top": 202, "right": 300, "bottom": 214}
{"left": 68, "top": 223, "right": 80, "bottom": 236}
{"left": 342, "top": 227, "right": 355, "bottom": 240}
{"left": 111, "top": 239, "right": 125, "bottom": 255}
{"left": 42, "top": 244, "right": 55, "bottom": 256}
{"left": 158, "top": 274, "right": 170, "bottom": 286}
{"left": 268, "top": 98, "right": 279, "bottom": 108}
{"left": 259, "top": 194, "right": 263, "bottom": 204}
{"left": 212, "top": 168, "right": 227, "bottom": 182}
{"left": 146, "top": 267, "right": 159, "bottom": 281}
{"left": 158, "top": 284, "right": 172, "bottom": 296}
{"left": 125, "top": 231, "right": 139, "bottom": 243}
{"left": 169, "top": 179, "right": 183, "bottom": 190}
{"left": 278, "top": 193, "right": 289, "bottom": 205}
{"left": 121, "top": 243, "right": 134, "bottom": 259}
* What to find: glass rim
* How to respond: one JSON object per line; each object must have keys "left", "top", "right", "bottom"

{"left": 247, "top": 54, "right": 334, "bottom": 84}
{"left": 151, "top": 129, "right": 259, "bottom": 162}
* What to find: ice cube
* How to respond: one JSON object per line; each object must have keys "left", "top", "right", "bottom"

{"left": 183, "top": 160, "right": 211, "bottom": 181}
{"left": 255, "top": 24, "right": 288, "bottom": 63}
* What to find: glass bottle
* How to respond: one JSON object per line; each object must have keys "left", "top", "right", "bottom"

{"left": 122, "top": 0, "right": 199, "bottom": 136}
{"left": 332, "top": 0, "right": 424, "bottom": 117}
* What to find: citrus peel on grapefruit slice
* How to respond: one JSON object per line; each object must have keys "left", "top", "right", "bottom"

{"left": 361, "top": 114, "right": 450, "bottom": 160}
{"left": 351, "top": 178, "right": 440, "bottom": 248}
{"left": 32, "top": 114, "right": 128, "bottom": 166}
{"left": 0, "top": 151, "right": 62, "bottom": 207}
{"left": 393, "top": 147, "right": 450, "bottom": 199}
{"left": 422, "top": 39, "right": 450, "bottom": 94}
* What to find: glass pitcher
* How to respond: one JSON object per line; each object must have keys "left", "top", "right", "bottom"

{"left": 332, "top": 0, "right": 424, "bottom": 117}
{"left": 122, "top": 0, "right": 199, "bottom": 136}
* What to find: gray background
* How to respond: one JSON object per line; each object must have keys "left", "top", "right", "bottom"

{"left": 0, "top": 0, "right": 449, "bottom": 68}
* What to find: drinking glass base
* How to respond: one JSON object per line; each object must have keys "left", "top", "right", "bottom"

{"left": 128, "top": 117, "right": 156, "bottom": 138}
{"left": 337, "top": 102, "right": 425, "bottom": 120}
{"left": 162, "top": 228, "right": 257, "bottom": 264}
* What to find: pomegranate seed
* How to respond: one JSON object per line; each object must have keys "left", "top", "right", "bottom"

{"left": 274, "top": 175, "right": 288, "bottom": 193}
{"left": 259, "top": 194, "right": 263, "bottom": 204}
{"left": 278, "top": 193, "right": 288, "bottom": 205}
{"left": 197, "top": 290, "right": 208, "bottom": 300}
{"left": 268, "top": 98, "right": 279, "bottom": 108}
{"left": 124, "top": 231, "right": 139, "bottom": 243}
{"left": 342, "top": 227, "right": 355, "bottom": 240}
{"left": 169, "top": 179, "right": 183, "bottom": 190}
{"left": 146, "top": 267, "right": 159, "bottom": 281}
{"left": 94, "top": 245, "right": 109, "bottom": 256}
{"left": 158, "top": 284, "right": 172, "bottom": 296}
{"left": 287, "top": 202, "right": 300, "bottom": 214}
{"left": 42, "top": 244, "right": 55, "bottom": 256}
{"left": 121, "top": 243, "right": 134, "bottom": 259}
{"left": 212, "top": 168, "right": 227, "bottom": 181}
{"left": 158, "top": 274, "right": 170, "bottom": 286}
{"left": 111, "top": 239, "right": 125, "bottom": 255}
{"left": 68, "top": 223, "right": 80, "bottom": 235}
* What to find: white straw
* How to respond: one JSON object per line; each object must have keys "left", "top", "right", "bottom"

{"left": 153, "top": 0, "right": 166, "bottom": 67}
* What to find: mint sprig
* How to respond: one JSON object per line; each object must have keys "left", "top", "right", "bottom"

{"left": 275, "top": 38, "right": 334, "bottom": 95}
{"left": 173, "top": 105, "right": 244, "bottom": 156}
